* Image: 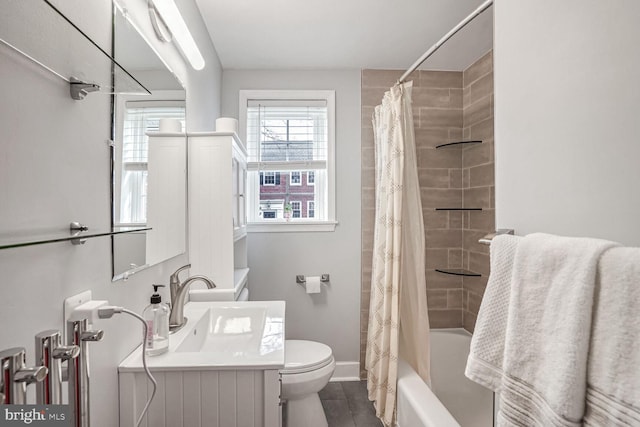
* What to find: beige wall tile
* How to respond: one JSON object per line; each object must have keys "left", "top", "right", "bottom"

{"left": 469, "top": 163, "right": 495, "bottom": 188}
{"left": 448, "top": 128, "right": 463, "bottom": 141}
{"left": 470, "top": 72, "right": 494, "bottom": 104}
{"left": 420, "top": 108, "right": 463, "bottom": 128}
{"left": 450, "top": 89, "right": 463, "bottom": 109}
{"left": 362, "top": 187, "right": 376, "bottom": 208}
{"left": 426, "top": 229, "right": 463, "bottom": 248}
{"left": 468, "top": 209, "right": 495, "bottom": 232}
{"left": 449, "top": 248, "right": 463, "bottom": 268}
{"left": 418, "top": 168, "right": 451, "bottom": 189}
{"left": 426, "top": 249, "right": 449, "bottom": 268}
{"left": 428, "top": 309, "right": 463, "bottom": 328}
{"left": 449, "top": 211, "right": 463, "bottom": 229}
{"left": 420, "top": 70, "right": 463, "bottom": 89}
{"left": 415, "top": 128, "right": 450, "bottom": 149}
{"left": 468, "top": 251, "right": 490, "bottom": 276}
{"left": 426, "top": 270, "right": 463, "bottom": 289}
{"left": 362, "top": 106, "right": 375, "bottom": 128}
{"left": 462, "top": 143, "right": 492, "bottom": 168}
{"left": 463, "top": 275, "right": 488, "bottom": 295}
{"left": 361, "top": 146, "right": 374, "bottom": 171}
{"left": 421, "top": 188, "right": 462, "bottom": 209}
{"left": 463, "top": 229, "right": 491, "bottom": 255}
{"left": 464, "top": 187, "right": 492, "bottom": 209}
{"left": 467, "top": 290, "right": 484, "bottom": 315}
{"left": 447, "top": 289, "right": 463, "bottom": 308}
{"left": 427, "top": 289, "right": 448, "bottom": 309}
{"left": 362, "top": 87, "right": 388, "bottom": 107}
{"left": 417, "top": 147, "right": 463, "bottom": 168}
{"left": 362, "top": 127, "right": 374, "bottom": 149}
{"left": 449, "top": 169, "right": 463, "bottom": 189}
{"left": 463, "top": 310, "right": 477, "bottom": 333}
{"left": 469, "top": 117, "right": 494, "bottom": 141}
{"left": 412, "top": 88, "right": 453, "bottom": 108}
{"left": 463, "top": 95, "right": 492, "bottom": 128}
{"left": 424, "top": 210, "right": 449, "bottom": 229}
{"left": 361, "top": 167, "right": 375, "bottom": 188}
{"left": 463, "top": 50, "right": 492, "bottom": 87}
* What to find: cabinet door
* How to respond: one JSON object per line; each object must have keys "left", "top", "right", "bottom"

{"left": 232, "top": 157, "right": 239, "bottom": 228}
{"left": 238, "top": 160, "right": 247, "bottom": 228}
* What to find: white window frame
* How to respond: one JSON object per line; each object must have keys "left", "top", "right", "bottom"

{"left": 307, "top": 200, "right": 315, "bottom": 218}
{"left": 262, "top": 171, "right": 276, "bottom": 186}
{"left": 240, "top": 90, "right": 337, "bottom": 232}
{"left": 290, "top": 201, "right": 302, "bottom": 218}
{"left": 307, "top": 171, "right": 315, "bottom": 186}
{"left": 290, "top": 171, "right": 302, "bottom": 186}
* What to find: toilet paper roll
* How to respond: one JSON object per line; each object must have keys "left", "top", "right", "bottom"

{"left": 159, "top": 118, "right": 182, "bottom": 133}
{"left": 216, "top": 117, "right": 238, "bottom": 133}
{"left": 305, "top": 276, "right": 322, "bottom": 294}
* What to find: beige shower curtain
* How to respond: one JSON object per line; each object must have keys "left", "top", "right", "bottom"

{"left": 366, "top": 82, "right": 431, "bottom": 426}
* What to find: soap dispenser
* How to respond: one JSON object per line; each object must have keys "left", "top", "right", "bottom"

{"left": 142, "top": 284, "right": 170, "bottom": 356}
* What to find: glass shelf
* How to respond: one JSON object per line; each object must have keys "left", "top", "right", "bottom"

{"left": 435, "top": 268, "right": 482, "bottom": 277}
{"left": 435, "top": 208, "right": 483, "bottom": 211}
{"left": 0, "top": 226, "right": 151, "bottom": 250}
{"left": 0, "top": 0, "right": 150, "bottom": 98}
{"left": 435, "top": 140, "right": 482, "bottom": 149}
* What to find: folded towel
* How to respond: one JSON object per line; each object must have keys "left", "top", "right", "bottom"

{"left": 583, "top": 247, "right": 640, "bottom": 426}
{"left": 498, "top": 233, "right": 617, "bottom": 426}
{"left": 466, "top": 234, "right": 521, "bottom": 391}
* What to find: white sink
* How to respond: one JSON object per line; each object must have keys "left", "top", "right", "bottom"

{"left": 119, "top": 301, "right": 285, "bottom": 371}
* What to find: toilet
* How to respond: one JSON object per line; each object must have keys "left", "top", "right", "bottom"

{"left": 281, "top": 340, "right": 336, "bottom": 427}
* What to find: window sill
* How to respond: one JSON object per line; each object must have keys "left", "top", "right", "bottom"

{"left": 248, "top": 221, "right": 338, "bottom": 233}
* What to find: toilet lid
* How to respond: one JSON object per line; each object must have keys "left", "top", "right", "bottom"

{"left": 282, "top": 340, "right": 333, "bottom": 374}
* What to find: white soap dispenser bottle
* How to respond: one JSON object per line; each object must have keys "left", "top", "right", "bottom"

{"left": 142, "top": 284, "right": 170, "bottom": 356}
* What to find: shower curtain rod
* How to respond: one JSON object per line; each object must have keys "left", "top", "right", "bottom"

{"left": 397, "top": 0, "right": 493, "bottom": 84}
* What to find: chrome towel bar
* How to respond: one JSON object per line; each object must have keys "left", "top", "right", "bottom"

{"left": 479, "top": 229, "right": 515, "bottom": 245}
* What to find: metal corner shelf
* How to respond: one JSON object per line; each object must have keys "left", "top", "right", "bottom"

{"left": 0, "top": 223, "right": 151, "bottom": 250}
{"left": 434, "top": 268, "right": 482, "bottom": 277}
{"left": 0, "top": 0, "right": 150, "bottom": 100}
{"left": 435, "top": 140, "right": 483, "bottom": 149}
{"left": 434, "top": 208, "right": 483, "bottom": 211}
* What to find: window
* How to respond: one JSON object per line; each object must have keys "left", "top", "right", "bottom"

{"left": 307, "top": 201, "right": 315, "bottom": 218}
{"left": 118, "top": 102, "right": 185, "bottom": 225}
{"left": 290, "top": 201, "right": 301, "bottom": 218}
{"left": 290, "top": 171, "right": 301, "bottom": 186}
{"left": 240, "top": 90, "right": 336, "bottom": 232}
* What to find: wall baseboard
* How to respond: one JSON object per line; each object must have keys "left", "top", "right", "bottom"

{"left": 330, "top": 362, "right": 360, "bottom": 382}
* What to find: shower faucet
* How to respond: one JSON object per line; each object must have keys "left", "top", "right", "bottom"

{"left": 0, "top": 347, "right": 48, "bottom": 404}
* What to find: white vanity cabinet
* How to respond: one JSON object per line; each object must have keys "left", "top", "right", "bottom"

{"left": 188, "top": 132, "right": 249, "bottom": 300}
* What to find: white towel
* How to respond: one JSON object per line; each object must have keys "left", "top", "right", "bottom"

{"left": 583, "top": 247, "right": 640, "bottom": 426}
{"left": 498, "top": 233, "right": 617, "bottom": 426}
{"left": 466, "top": 234, "right": 521, "bottom": 391}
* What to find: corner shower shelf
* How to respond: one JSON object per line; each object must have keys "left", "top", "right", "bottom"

{"left": 435, "top": 268, "right": 481, "bottom": 277}
{"left": 435, "top": 140, "right": 482, "bottom": 149}
{"left": 435, "top": 208, "right": 483, "bottom": 211}
{"left": 0, "top": 224, "right": 151, "bottom": 250}
{"left": 0, "top": 0, "right": 150, "bottom": 100}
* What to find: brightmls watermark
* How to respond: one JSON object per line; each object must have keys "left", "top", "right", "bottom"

{"left": 0, "top": 406, "right": 71, "bottom": 426}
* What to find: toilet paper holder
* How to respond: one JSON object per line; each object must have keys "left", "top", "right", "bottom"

{"left": 296, "top": 274, "right": 330, "bottom": 284}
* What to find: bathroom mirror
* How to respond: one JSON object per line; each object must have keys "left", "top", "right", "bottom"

{"left": 111, "top": 6, "right": 187, "bottom": 280}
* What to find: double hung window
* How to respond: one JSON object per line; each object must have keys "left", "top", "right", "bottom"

{"left": 240, "top": 90, "right": 336, "bottom": 231}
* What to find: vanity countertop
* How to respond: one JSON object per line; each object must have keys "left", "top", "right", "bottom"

{"left": 119, "top": 301, "right": 285, "bottom": 372}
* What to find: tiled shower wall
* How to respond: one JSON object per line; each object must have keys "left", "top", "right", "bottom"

{"left": 462, "top": 51, "right": 495, "bottom": 332}
{"left": 360, "top": 51, "right": 494, "bottom": 377}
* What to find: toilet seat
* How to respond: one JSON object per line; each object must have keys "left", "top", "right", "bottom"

{"left": 282, "top": 340, "right": 333, "bottom": 374}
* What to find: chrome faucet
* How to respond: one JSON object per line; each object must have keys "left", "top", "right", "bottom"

{"left": 169, "top": 264, "right": 216, "bottom": 332}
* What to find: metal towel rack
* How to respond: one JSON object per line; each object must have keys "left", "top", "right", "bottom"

{"left": 479, "top": 229, "right": 515, "bottom": 245}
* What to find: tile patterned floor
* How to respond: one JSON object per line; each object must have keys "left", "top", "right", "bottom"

{"left": 319, "top": 381, "right": 384, "bottom": 427}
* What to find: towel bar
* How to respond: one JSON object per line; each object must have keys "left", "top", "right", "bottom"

{"left": 479, "top": 229, "right": 515, "bottom": 245}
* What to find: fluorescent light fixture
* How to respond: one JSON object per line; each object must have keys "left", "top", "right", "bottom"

{"left": 150, "top": 0, "right": 205, "bottom": 70}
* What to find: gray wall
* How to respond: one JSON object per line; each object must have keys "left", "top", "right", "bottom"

{"left": 494, "top": 0, "right": 640, "bottom": 245}
{"left": 222, "top": 70, "right": 362, "bottom": 372}
{"left": 0, "top": 0, "right": 221, "bottom": 425}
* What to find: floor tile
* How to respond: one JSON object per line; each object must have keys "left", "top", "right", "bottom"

{"left": 320, "top": 382, "right": 347, "bottom": 400}
{"left": 321, "top": 399, "right": 357, "bottom": 427}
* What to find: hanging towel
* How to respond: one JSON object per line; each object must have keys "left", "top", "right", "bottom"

{"left": 583, "top": 247, "right": 640, "bottom": 426}
{"left": 466, "top": 234, "right": 521, "bottom": 391}
{"left": 498, "top": 233, "right": 617, "bottom": 426}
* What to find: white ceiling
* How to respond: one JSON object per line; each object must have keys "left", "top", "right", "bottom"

{"left": 195, "top": 0, "right": 493, "bottom": 71}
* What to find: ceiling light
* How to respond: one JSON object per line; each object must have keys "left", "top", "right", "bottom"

{"left": 149, "top": 0, "right": 205, "bottom": 70}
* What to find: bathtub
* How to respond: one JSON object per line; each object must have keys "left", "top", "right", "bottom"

{"left": 396, "top": 329, "right": 494, "bottom": 427}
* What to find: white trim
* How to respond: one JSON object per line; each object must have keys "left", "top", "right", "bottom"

{"left": 329, "top": 362, "right": 361, "bottom": 382}
{"left": 262, "top": 171, "right": 276, "bottom": 186}
{"left": 307, "top": 200, "right": 315, "bottom": 219}
{"left": 290, "top": 171, "right": 302, "bottom": 186}
{"left": 248, "top": 221, "right": 337, "bottom": 233}
{"left": 307, "top": 171, "right": 315, "bottom": 186}
{"left": 239, "top": 89, "right": 336, "bottom": 229}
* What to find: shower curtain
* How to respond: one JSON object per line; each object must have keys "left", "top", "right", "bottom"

{"left": 366, "top": 82, "right": 431, "bottom": 426}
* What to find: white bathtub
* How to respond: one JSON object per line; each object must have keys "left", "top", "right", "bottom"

{"left": 396, "top": 329, "right": 494, "bottom": 427}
